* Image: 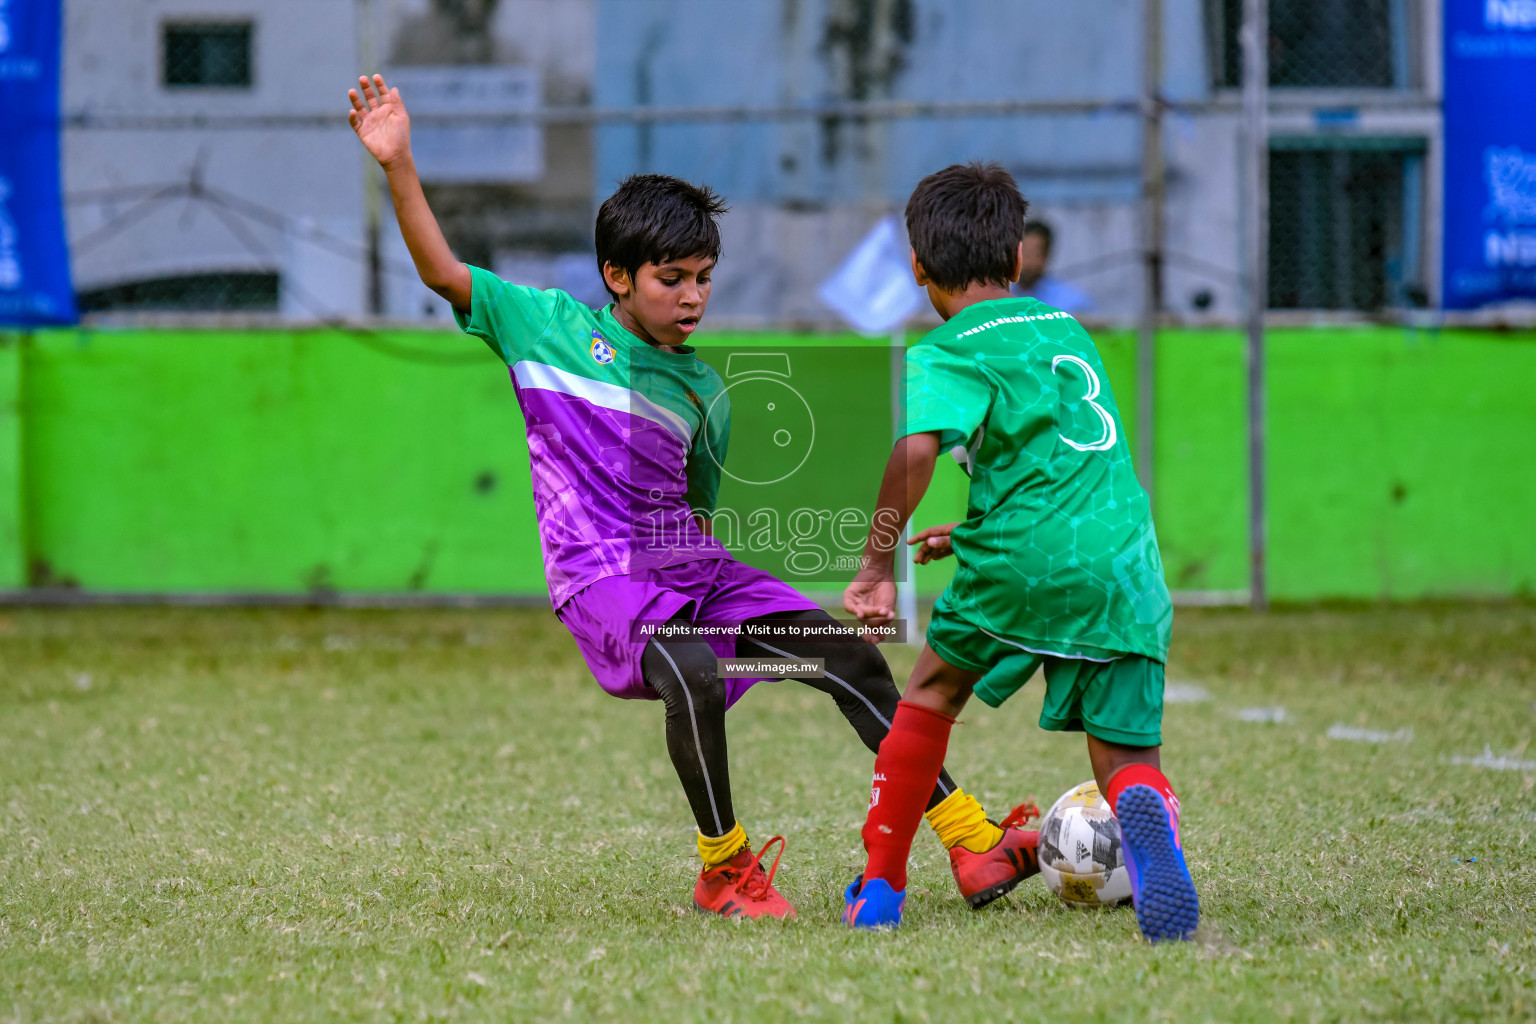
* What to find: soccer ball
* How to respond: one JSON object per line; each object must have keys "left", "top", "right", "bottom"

{"left": 1038, "top": 781, "right": 1133, "bottom": 907}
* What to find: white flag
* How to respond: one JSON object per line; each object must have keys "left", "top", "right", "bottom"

{"left": 817, "top": 215, "right": 925, "bottom": 335}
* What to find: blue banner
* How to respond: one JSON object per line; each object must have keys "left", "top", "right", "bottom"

{"left": 0, "top": 0, "right": 76, "bottom": 325}
{"left": 1444, "top": 0, "right": 1536, "bottom": 309}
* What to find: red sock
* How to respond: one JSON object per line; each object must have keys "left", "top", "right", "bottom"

{"left": 1105, "top": 763, "right": 1183, "bottom": 846}
{"left": 862, "top": 701, "right": 955, "bottom": 891}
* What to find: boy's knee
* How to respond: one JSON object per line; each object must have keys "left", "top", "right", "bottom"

{"left": 686, "top": 673, "right": 728, "bottom": 716}
{"left": 903, "top": 671, "right": 964, "bottom": 699}
{"left": 901, "top": 668, "right": 974, "bottom": 715}
{"left": 645, "top": 641, "right": 725, "bottom": 713}
{"left": 832, "top": 640, "right": 893, "bottom": 689}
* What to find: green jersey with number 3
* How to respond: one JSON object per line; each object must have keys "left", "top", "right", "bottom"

{"left": 905, "top": 297, "right": 1172, "bottom": 664}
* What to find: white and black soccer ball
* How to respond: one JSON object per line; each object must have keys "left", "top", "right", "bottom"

{"left": 1038, "top": 781, "right": 1133, "bottom": 907}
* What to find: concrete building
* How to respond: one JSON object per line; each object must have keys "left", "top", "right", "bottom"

{"left": 594, "top": 0, "right": 1441, "bottom": 324}
{"left": 61, "top": 0, "right": 594, "bottom": 321}
{"left": 60, "top": 0, "right": 1442, "bottom": 325}
{"left": 63, "top": 0, "right": 368, "bottom": 318}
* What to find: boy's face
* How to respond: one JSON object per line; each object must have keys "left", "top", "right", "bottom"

{"left": 1018, "top": 233, "right": 1049, "bottom": 288}
{"left": 603, "top": 256, "right": 714, "bottom": 348}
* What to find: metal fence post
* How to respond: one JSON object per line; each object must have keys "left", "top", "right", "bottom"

{"left": 1242, "top": 0, "right": 1269, "bottom": 613}
{"left": 356, "top": 0, "right": 384, "bottom": 316}
{"left": 890, "top": 328, "right": 919, "bottom": 644}
{"left": 1138, "top": 0, "right": 1163, "bottom": 502}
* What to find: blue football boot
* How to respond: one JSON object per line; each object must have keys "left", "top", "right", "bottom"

{"left": 842, "top": 874, "right": 904, "bottom": 929}
{"left": 1115, "top": 784, "right": 1200, "bottom": 941}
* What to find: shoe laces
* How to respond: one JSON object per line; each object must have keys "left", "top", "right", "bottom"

{"left": 999, "top": 800, "right": 1041, "bottom": 830}
{"left": 733, "top": 835, "right": 786, "bottom": 901}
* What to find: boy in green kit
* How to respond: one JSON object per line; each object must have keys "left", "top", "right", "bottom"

{"left": 840, "top": 163, "right": 1197, "bottom": 941}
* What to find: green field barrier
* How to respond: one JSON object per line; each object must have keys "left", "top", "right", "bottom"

{"left": 0, "top": 337, "right": 21, "bottom": 589}
{"left": 0, "top": 324, "right": 1531, "bottom": 601}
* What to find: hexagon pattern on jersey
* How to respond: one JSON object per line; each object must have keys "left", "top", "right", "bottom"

{"left": 905, "top": 298, "right": 1172, "bottom": 663}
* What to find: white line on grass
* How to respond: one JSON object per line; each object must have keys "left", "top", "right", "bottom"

{"left": 1165, "top": 683, "right": 1212, "bottom": 704}
{"left": 1326, "top": 724, "right": 1413, "bottom": 743}
{"left": 1449, "top": 745, "right": 1536, "bottom": 772}
{"left": 1236, "top": 706, "right": 1288, "bottom": 723}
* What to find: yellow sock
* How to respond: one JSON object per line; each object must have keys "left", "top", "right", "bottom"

{"left": 697, "top": 821, "right": 749, "bottom": 869}
{"left": 925, "top": 789, "right": 1004, "bottom": 854}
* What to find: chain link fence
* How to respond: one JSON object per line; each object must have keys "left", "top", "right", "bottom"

{"left": 162, "top": 23, "right": 254, "bottom": 88}
{"left": 1214, "top": 0, "right": 1428, "bottom": 314}
{"left": 1211, "top": 0, "right": 1414, "bottom": 89}
{"left": 1269, "top": 143, "right": 1427, "bottom": 311}
{"left": 59, "top": 0, "right": 1435, "bottom": 322}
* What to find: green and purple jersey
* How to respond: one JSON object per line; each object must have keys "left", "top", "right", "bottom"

{"left": 905, "top": 297, "right": 1172, "bottom": 663}
{"left": 455, "top": 265, "right": 730, "bottom": 607}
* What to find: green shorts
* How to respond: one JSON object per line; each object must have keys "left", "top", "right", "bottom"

{"left": 926, "top": 608, "right": 1165, "bottom": 748}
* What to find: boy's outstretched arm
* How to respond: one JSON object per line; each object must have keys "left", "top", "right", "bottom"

{"left": 348, "top": 74, "right": 472, "bottom": 312}
{"left": 909, "top": 522, "right": 960, "bottom": 564}
{"left": 843, "top": 431, "right": 941, "bottom": 638}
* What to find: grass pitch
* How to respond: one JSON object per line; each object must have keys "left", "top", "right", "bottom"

{"left": 2, "top": 603, "right": 1533, "bottom": 1022}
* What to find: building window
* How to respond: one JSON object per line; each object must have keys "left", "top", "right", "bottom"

{"left": 1268, "top": 140, "right": 1426, "bottom": 310}
{"left": 1209, "top": 0, "right": 1413, "bottom": 89}
{"left": 78, "top": 272, "right": 279, "bottom": 313}
{"left": 163, "top": 23, "right": 253, "bottom": 88}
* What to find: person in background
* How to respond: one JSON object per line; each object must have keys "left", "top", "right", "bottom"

{"left": 1013, "top": 220, "right": 1096, "bottom": 315}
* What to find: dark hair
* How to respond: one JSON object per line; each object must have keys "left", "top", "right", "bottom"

{"left": 594, "top": 174, "right": 729, "bottom": 297}
{"left": 1024, "top": 219, "right": 1053, "bottom": 251}
{"left": 904, "top": 162, "right": 1029, "bottom": 291}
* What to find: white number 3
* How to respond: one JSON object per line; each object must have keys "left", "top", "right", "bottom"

{"left": 1051, "top": 354, "right": 1118, "bottom": 452}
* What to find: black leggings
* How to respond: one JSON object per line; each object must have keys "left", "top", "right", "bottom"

{"left": 641, "top": 608, "right": 958, "bottom": 837}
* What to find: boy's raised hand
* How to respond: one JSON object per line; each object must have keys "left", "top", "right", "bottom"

{"left": 348, "top": 74, "right": 411, "bottom": 168}
{"left": 909, "top": 522, "right": 959, "bottom": 564}
{"left": 346, "top": 72, "right": 471, "bottom": 310}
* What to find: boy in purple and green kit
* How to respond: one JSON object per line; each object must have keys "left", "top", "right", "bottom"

{"left": 348, "top": 75, "right": 1043, "bottom": 918}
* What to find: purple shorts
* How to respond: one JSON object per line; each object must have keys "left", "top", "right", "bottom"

{"left": 555, "top": 557, "right": 820, "bottom": 708}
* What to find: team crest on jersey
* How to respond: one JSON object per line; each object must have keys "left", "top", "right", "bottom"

{"left": 590, "top": 331, "right": 616, "bottom": 365}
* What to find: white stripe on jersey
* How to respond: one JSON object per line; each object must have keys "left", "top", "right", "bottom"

{"left": 511, "top": 360, "right": 693, "bottom": 444}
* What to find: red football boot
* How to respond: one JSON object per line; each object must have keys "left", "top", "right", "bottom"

{"left": 949, "top": 801, "right": 1043, "bottom": 909}
{"left": 693, "top": 835, "right": 796, "bottom": 919}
